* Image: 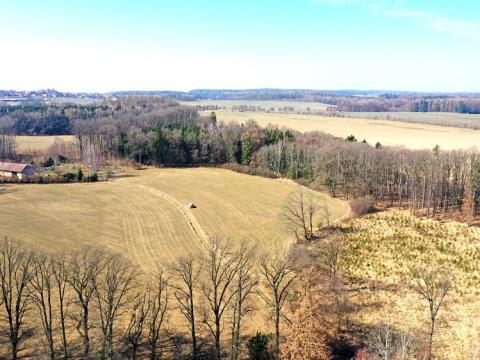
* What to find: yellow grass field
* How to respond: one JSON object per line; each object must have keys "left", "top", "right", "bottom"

{"left": 15, "top": 135, "right": 76, "bottom": 151}
{"left": 212, "top": 110, "right": 480, "bottom": 151}
{"left": 338, "top": 211, "right": 480, "bottom": 359}
{"left": 0, "top": 167, "right": 349, "bottom": 273}
{"left": 181, "top": 99, "right": 330, "bottom": 112}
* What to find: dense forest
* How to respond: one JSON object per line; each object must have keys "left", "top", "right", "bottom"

{"left": 256, "top": 133, "right": 480, "bottom": 218}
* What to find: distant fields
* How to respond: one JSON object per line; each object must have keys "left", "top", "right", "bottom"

{"left": 343, "top": 111, "right": 480, "bottom": 129}
{"left": 0, "top": 167, "right": 350, "bottom": 272}
{"left": 16, "top": 135, "right": 75, "bottom": 151}
{"left": 181, "top": 99, "right": 331, "bottom": 112}
{"left": 211, "top": 110, "right": 480, "bottom": 150}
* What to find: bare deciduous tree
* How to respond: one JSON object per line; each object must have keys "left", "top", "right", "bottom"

{"left": 30, "top": 252, "right": 56, "bottom": 360}
{"left": 283, "top": 188, "right": 319, "bottom": 242}
{"left": 125, "top": 288, "right": 150, "bottom": 360}
{"left": 147, "top": 271, "right": 169, "bottom": 360}
{"left": 96, "top": 253, "right": 138, "bottom": 359}
{"left": 202, "top": 237, "right": 242, "bottom": 360}
{"left": 0, "top": 237, "right": 32, "bottom": 360}
{"left": 412, "top": 267, "right": 451, "bottom": 360}
{"left": 230, "top": 242, "right": 257, "bottom": 360}
{"left": 259, "top": 252, "right": 298, "bottom": 359}
{"left": 398, "top": 330, "right": 415, "bottom": 360}
{"left": 0, "top": 117, "right": 16, "bottom": 160}
{"left": 51, "top": 254, "right": 71, "bottom": 359}
{"left": 170, "top": 255, "right": 202, "bottom": 360}
{"left": 84, "top": 138, "right": 102, "bottom": 174}
{"left": 68, "top": 248, "right": 105, "bottom": 358}
{"left": 367, "top": 320, "right": 398, "bottom": 360}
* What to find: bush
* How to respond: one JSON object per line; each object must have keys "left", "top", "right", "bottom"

{"left": 43, "top": 157, "right": 55, "bottom": 167}
{"left": 88, "top": 173, "right": 98, "bottom": 182}
{"left": 350, "top": 198, "right": 375, "bottom": 216}
{"left": 63, "top": 172, "right": 75, "bottom": 182}
{"left": 247, "top": 332, "right": 274, "bottom": 360}
{"left": 77, "top": 167, "right": 83, "bottom": 181}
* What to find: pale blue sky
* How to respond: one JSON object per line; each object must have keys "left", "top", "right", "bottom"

{"left": 1, "top": 0, "right": 479, "bottom": 92}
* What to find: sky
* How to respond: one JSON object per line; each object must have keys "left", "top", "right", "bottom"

{"left": 1, "top": 0, "right": 479, "bottom": 93}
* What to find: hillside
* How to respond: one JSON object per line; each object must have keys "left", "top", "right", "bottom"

{"left": 335, "top": 211, "right": 480, "bottom": 359}
{"left": 0, "top": 167, "right": 350, "bottom": 272}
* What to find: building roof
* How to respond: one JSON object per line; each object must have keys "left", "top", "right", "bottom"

{"left": 0, "top": 162, "right": 29, "bottom": 173}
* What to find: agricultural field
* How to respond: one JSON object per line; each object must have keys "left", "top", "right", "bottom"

{"left": 181, "top": 99, "right": 330, "bottom": 112}
{"left": 336, "top": 211, "right": 480, "bottom": 359}
{"left": 211, "top": 110, "right": 480, "bottom": 150}
{"left": 15, "top": 135, "right": 76, "bottom": 151}
{"left": 0, "top": 167, "right": 350, "bottom": 273}
{"left": 343, "top": 111, "right": 480, "bottom": 129}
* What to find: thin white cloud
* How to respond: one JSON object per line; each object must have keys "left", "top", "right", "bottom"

{"left": 309, "top": 0, "right": 358, "bottom": 5}
{"left": 386, "top": 8, "right": 480, "bottom": 43}
{"left": 311, "top": 0, "right": 480, "bottom": 43}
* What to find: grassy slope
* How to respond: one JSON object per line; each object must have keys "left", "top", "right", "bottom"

{"left": 0, "top": 167, "right": 349, "bottom": 272}
{"left": 338, "top": 211, "right": 480, "bottom": 359}
{"left": 212, "top": 110, "right": 480, "bottom": 150}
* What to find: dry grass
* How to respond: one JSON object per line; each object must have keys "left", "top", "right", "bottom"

{"left": 0, "top": 167, "right": 349, "bottom": 272}
{"left": 212, "top": 110, "right": 480, "bottom": 151}
{"left": 181, "top": 99, "right": 330, "bottom": 112}
{"left": 338, "top": 211, "right": 480, "bottom": 359}
{"left": 15, "top": 135, "right": 76, "bottom": 151}
{"left": 343, "top": 111, "right": 480, "bottom": 129}
{"left": 0, "top": 167, "right": 349, "bottom": 349}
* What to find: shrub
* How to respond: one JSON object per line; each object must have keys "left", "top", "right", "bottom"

{"left": 350, "top": 198, "right": 375, "bottom": 216}
{"left": 63, "top": 172, "right": 75, "bottom": 182}
{"left": 43, "top": 157, "right": 55, "bottom": 167}
{"left": 248, "top": 332, "right": 274, "bottom": 360}
{"left": 77, "top": 167, "right": 83, "bottom": 181}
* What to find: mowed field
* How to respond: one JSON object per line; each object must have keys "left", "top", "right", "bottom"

{"left": 16, "top": 135, "right": 76, "bottom": 150}
{"left": 0, "top": 167, "right": 349, "bottom": 272}
{"left": 212, "top": 110, "right": 480, "bottom": 150}
{"left": 343, "top": 111, "right": 480, "bottom": 129}
{"left": 181, "top": 99, "right": 330, "bottom": 112}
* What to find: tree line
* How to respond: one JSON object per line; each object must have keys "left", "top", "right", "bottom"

{"left": 256, "top": 133, "right": 480, "bottom": 218}
{"left": 0, "top": 236, "right": 305, "bottom": 360}
{"left": 0, "top": 96, "right": 179, "bottom": 135}
{"left": 310, "top": 95, "right": 480, "bottom": 113}
{"left": 72, "top": 107, "right": 293, "bottom": 172}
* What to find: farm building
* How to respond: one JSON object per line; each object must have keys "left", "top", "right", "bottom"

{"left": 0, "top": 162, "right": 34, "bottom": 180}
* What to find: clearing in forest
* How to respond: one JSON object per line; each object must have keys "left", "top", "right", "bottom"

{"left": 15, "top": 135, "right": 76, "bottom": 151}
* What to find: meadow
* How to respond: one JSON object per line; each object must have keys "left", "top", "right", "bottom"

{"left": 343, "top": 111, "right": 480, "bottom": 129}
{"left": 15, "top": 135, "right": 76, "bottom": 151}
{"left": 212, "top": 110, "right": 480, "bottom": 150}
{"left": 336, "top": 211, "right": 480, "bottom": 359}
{"left": 181, "top": 99, "right": 330, "bottom": 112}
{"left": 0, "top": 167, "right": 349, "bottom": 272}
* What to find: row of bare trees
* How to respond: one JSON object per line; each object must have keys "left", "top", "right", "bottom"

{"left": 0, "top": 236, "right": 300, "bottom": 359}
{"left": 0, "top": 118, "right": 16, "bottom": 159}
{"left": 257, "top": 132, "right": 480, "bottom": 218}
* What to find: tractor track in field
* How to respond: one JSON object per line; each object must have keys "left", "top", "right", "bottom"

{"left": 134, "top": 184, "right": 211, "bottom": 251}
